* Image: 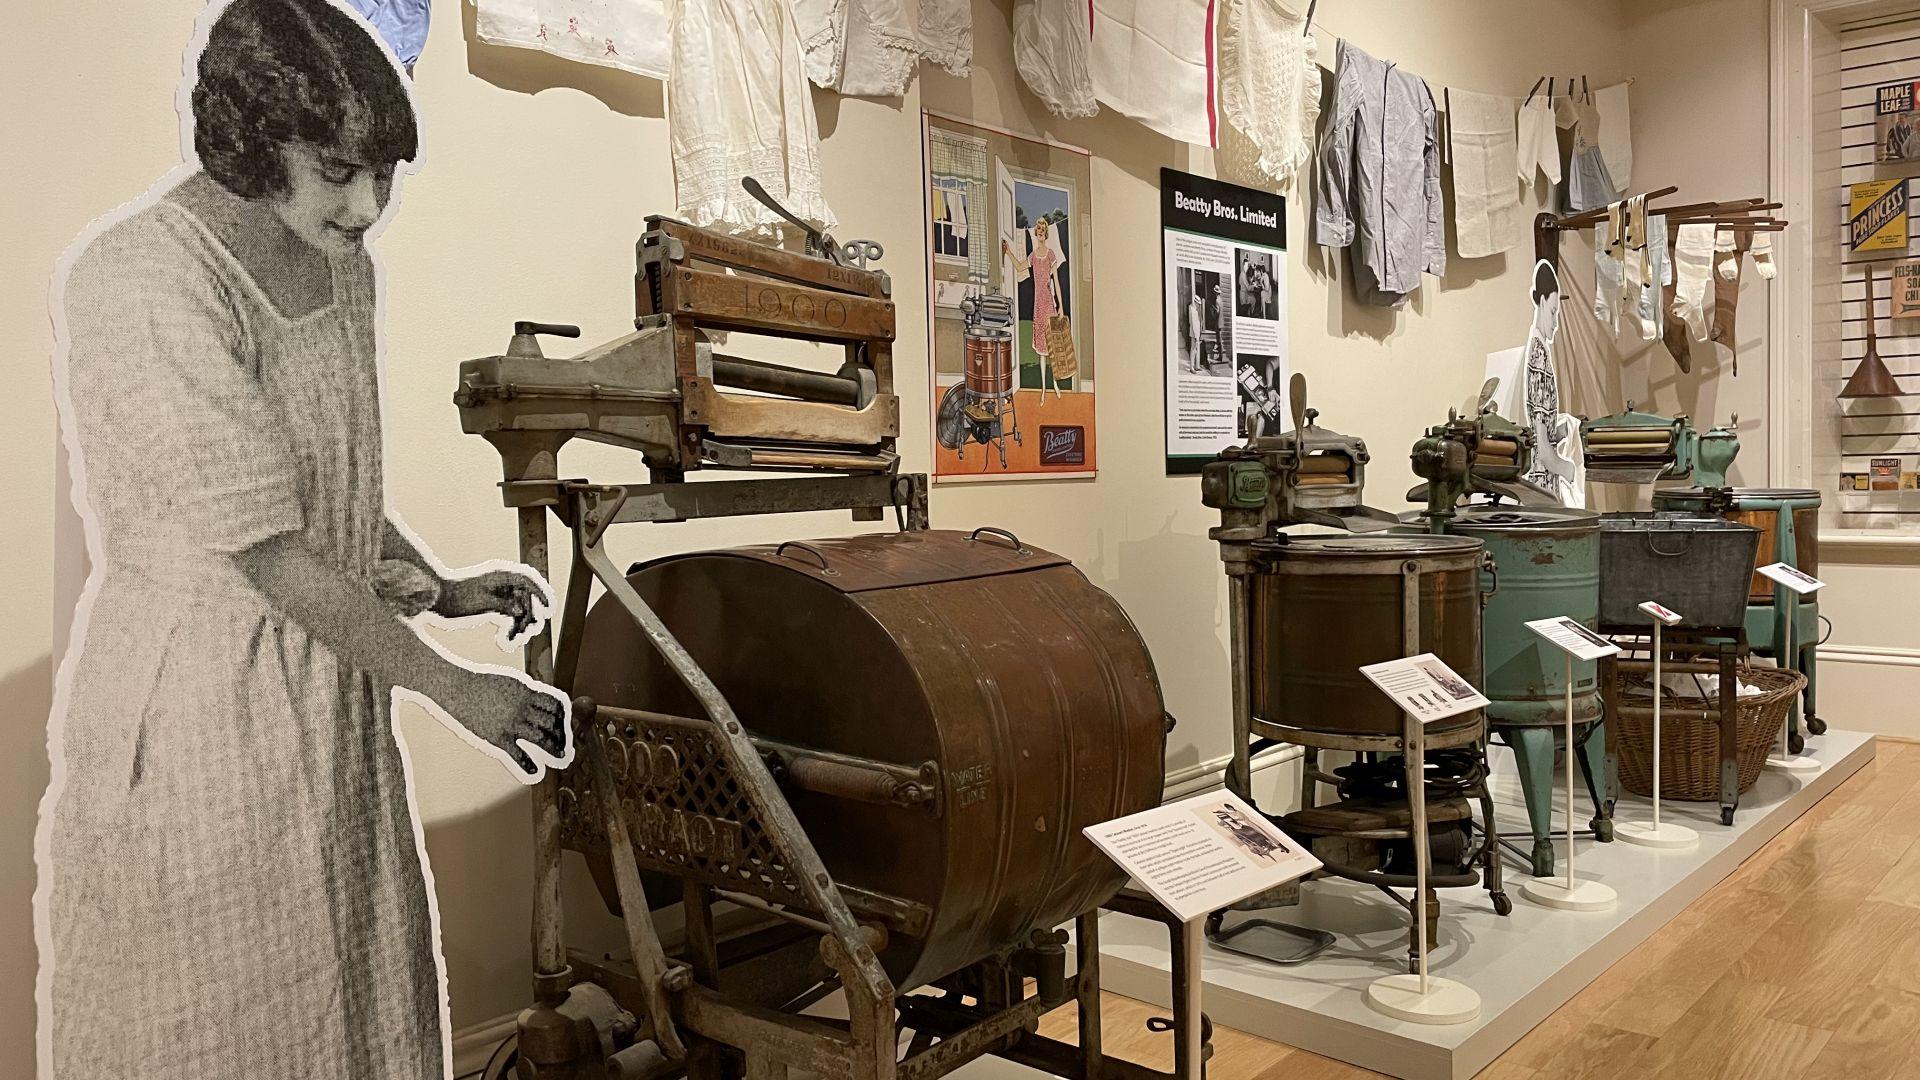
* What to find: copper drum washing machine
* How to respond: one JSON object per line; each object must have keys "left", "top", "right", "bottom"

{"left": 1234, "top": 533, "right": 1511, "bottom": 969}
{"left": 937, "top": 294, "right": 1021, "bottom": 468}
{"left": 565, "top": 528, "right": 1169, "bottom": 994}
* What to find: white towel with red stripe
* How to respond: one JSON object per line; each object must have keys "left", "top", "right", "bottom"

{"left": 1089, "top": 0, "right": 1218, "bottom": 146}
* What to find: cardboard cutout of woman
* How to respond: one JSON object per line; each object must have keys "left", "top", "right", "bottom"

{"left": 38, "top": 2, "right": 571, "bottom": 1076}
{"left": 1521, "top": 259, "right": 1579, "bottom": 504}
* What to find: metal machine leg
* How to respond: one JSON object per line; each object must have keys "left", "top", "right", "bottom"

{"left": 1577, "top": 722, "right": 1615, "bottom": 842}
{"left": 1504, "top": 727, "right": 1558, "bottom": 877}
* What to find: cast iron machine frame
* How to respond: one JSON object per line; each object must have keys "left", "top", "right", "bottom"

{"left": 457, "top": 213, "right": 1210, "bottom": 1080}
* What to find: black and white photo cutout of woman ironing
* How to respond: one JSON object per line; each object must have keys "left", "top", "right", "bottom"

{"left": 38, "top": 1, "right": 571, "bottom": 1076}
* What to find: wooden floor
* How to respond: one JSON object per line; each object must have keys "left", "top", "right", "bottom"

{"left": 1040, "top": 737, "right": 1920, "bottom": 1079}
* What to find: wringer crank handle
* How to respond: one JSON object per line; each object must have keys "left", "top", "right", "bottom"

{"left": 741, "top": 176, "right": 884, "bottom": 269}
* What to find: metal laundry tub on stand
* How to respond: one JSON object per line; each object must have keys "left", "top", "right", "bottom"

{"left": 1228, "top": 533, "right": 1513, "bottom": 973}
{"left": 1651, "top": 487, "right": 1825, "bottom": 753}
{"left": 1595, "top": 514, "right": 1764, "bottom": 825}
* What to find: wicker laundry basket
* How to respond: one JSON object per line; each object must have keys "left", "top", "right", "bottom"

{"left": 1612, "top": 666, "right": 1807, "bottom": 800}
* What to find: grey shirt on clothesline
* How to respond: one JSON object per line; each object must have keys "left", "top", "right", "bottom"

{"left": 1313, "top": 38, "right": 1446, "bottom": 307}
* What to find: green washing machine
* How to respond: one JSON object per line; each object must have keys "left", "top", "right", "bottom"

{"left": 1403, "top": 507, "right": 1609, "bottom": 877}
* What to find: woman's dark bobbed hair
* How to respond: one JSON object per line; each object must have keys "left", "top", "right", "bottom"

{"left": 192, "top": 0, "right": 419, "bottom": 199}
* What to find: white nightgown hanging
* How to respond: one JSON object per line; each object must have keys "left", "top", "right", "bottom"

{"left": 1218, "top": 0, "right": 1319, "bottom": 190}
{"left": 473, "top": 0, "right": 670, "bottom": 79}
{"left": 1014, "top": 0, "right": 1097, "bottom": 119}
{"left": 670, "top": 0, "right": 836, "bottom": 236}
{"left": 792, "top": 0, "right": 922, "bottom": 97}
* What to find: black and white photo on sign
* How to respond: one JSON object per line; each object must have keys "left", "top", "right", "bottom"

{"left": 1415, "top": 658, "right": 1481, "bottom": 701}
{"left": 1237, "top": 353, "right": 1287, "bottom": 437}
{"left": 1175, "top": 265, "right": 1231, "bottom": 377}
{"left": 1205, "top": 803, "right": 1290, "bottom": 864}
{"left": 1235, "top": 248, "right": 1279, "bottom": 320}
{"left": 1559, "top": 618, "right": 1615, "bottom": 651}
{"left": 36, "top": 2, "right": 572, "bottom": 1076}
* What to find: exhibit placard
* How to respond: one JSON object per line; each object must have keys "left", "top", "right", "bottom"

{"left": 1358, "top": 653, "right": 1489, "bottom": 723}
{"left": 1758, "top": 562, "right": 1825, "bottom": 595}
{"left": 1638, "top": 600, "right": 1684, "bottom": 625}
{"left": 1524, "top": 616, "right": 1621, "bottom": 661}
{"left": 1161, "top": 168, "right": 1289, "bottom": 474}
{"left": 1083, "top": 791, "right": 1320, "bottom": 923}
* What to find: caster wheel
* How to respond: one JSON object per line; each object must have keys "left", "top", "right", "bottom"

{"left": 1492, "top": 892, "right": 1514, "bottom": 917}
{"left": 1808, "top": 715, "right": 1827, "bottom": 736}
{"left": 1721, "top": 807, "right": 1736, "bottom": 826}
{"left": 1593, "top": 819, "right": 1615, "bottom": 843}
{"left": 1788, "top": 730, "right": 1806, "bottom": 756}
{"left": 1530, "top": 841, "right": 1555, "bottom": 879}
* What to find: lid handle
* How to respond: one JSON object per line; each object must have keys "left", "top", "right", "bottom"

{"left": 968, "top": 526, "right": 1030, "bottom": 554}
{"left": 774, "top": 541, "right": 837, "bottom": 575}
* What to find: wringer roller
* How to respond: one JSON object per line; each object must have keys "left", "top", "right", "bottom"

{"left": 1202, "top": 375, "right": 1510, "bottom": 973}
{"left": 457, "top": 199, "right": 1211, "bottom": 1080}
{"left": 1406, "top": 380, "right": 1608, "bottom": 878}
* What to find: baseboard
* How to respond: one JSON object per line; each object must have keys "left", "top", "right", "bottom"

{"left": 1820, "top": 643, "right": 1920, "bottom": 669}
{"left": 452, "top": 1013, "right": 518, "bottom": 1078}
{"left": 1163, "top": 743, "right": 1301, "bottom": 800}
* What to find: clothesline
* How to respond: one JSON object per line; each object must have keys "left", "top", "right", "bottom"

{"left": 1300, "top": 22, "right": 1635, "bottom": 112}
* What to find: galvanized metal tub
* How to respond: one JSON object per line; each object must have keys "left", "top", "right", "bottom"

{"left": 1597, "top": 514, "right": 1764, "bottom": 629}
{"left": 1403, "top": 507, "right": 1602, "bottom": 728}
{"left": 1248, "top": 534, "right": 1487, "bottom": 740}
{"left": 568, "top": 529, "right": 1167, "bottom": 992}
{"left": 1651, "top": 487, "right": 1822, "bottom": 604}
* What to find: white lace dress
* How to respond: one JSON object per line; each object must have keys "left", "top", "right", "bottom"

{"left": 670, "top": 0, "right": 835, "bottom": 235}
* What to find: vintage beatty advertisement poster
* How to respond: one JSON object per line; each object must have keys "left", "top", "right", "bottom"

{"left": 1878, "top": 80, "right": 1920, "bottom": 163}
{"left": 923, "top": 111, "right": 1096, "bottom": 480}
{"left": 1848, "top": 179, "right": 1909, "bottom": 255}
{"left": 1160, "top": 168, "right": 1289, "bottom": 474}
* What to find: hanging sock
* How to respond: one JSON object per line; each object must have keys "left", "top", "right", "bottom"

{"left": 1713, "top": 231, "right": 1748, "bottom": 373}
{"left": 1751, "top": 230, "right": 1778, "bottom": 280}
{"left": 1671, "top": 223, "right": 1718, "bottom": 342}
{"left": 1716, "top": 227, "right": 1739, "bottom": 281}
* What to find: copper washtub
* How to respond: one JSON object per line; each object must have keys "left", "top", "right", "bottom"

{"left": 569, "top": 528, "right": 1167, "bottom": 992}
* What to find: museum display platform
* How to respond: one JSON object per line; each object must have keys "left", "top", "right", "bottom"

{"left": 1094, "top": 730, "right": 1877, "bottom": 1080}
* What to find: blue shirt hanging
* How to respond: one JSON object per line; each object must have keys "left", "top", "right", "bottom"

{"left": 345, "top": 0, "right": 432, "bottom": 71}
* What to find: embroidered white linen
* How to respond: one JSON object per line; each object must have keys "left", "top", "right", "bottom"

{"left": 473, "top": 0, "right": 670, "bottom": 79}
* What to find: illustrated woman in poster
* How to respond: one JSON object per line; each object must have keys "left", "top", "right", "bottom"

{"left": 1003, "top": 214, "right": 1068, "bottom": 399}
{"left": 39, "top": 1, "right": 569, "bottom": 1076}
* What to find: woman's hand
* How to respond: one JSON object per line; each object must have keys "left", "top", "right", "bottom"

{"left": 435, "top": 569, "right": 547, "bottom": 638}
{"left": 441, "top": 670, "right": 568, "bottom": 777}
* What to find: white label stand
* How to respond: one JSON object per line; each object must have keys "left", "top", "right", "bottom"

{"left": 1519, "top": 651, "right": 1620, "bottom": 911}
{"left": 1618, "top": 606, "right": 1700, "bottom": 849}
{"left": 1762, "top": 567, "right": 1822, "bottom": 772}
{"left": 1364, "top": 710, "right": 1481, "bottom": 1025}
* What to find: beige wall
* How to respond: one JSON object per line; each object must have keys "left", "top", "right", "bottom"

{"left": 3, "top": 0, "right": 1681, "bottom": 1058}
